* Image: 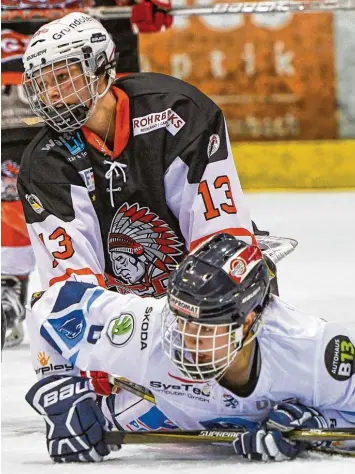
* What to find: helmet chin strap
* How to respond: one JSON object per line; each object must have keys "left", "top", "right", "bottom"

{"left": 95, "top": 55, "right": 118, "bottom": 100}
{"left": 241, "top": 318, "right": 264, "bottom": 349}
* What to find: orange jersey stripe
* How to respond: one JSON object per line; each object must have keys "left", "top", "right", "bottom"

{"left": 49, "top": 267, "right": 106, "bottom": 288}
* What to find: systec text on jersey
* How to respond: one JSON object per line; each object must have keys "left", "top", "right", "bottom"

{"left": 150, "top": 381, "right": 211, "bottom": 402}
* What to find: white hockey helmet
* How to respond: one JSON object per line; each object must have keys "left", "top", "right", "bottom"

{"left": 22, "top": 12, "right": 117, "bottom": 133}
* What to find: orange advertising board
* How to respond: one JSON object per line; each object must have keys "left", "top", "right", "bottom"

{"left": 139, "top": 5, "right": 337, "bottom": 141}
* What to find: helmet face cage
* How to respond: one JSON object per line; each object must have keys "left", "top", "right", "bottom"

{"left": 22, "top": 50, "right": 113, "bottom": 133}
{"left": 162, "top": 302, "right": 244, "bottom": 382}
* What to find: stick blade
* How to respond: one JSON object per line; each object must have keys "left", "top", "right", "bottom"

{"left": 256, "top": 235, "right": 298, "bottom": 265}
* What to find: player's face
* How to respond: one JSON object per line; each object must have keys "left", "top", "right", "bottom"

{"left": 178, "top": 320, "right": 231, "bottom": 367}
{"left": 32, "top": 60, "right": 91, "bottom": 109}
{"left": 110, "top": 251, "right": 145, "bottom": 284}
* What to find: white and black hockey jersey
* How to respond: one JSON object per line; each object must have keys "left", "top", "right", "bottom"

{"left": 28, "top": 280, "right": 355, "bottom": 438}
{"left": 18, "top": 73, "right": 254, "bottom": 299}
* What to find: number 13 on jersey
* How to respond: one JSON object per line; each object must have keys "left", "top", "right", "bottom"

{"left": 198, "top": 175, "right": 237, "bottom": 221}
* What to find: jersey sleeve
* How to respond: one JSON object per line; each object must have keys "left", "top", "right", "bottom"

{"left": 17, "top": 153, "right": 106, "bottom": 290}
{"left": 163, "top": 108, "right": 255, "bottom": 250}
{"left": 315, "top": 321, "right": 355, "bottom": 412}
{"left": 27, "top": 291, "right": 80, "bottom": 380}
{"left": 30, "top": 280, "right": 163, "bottom": 384}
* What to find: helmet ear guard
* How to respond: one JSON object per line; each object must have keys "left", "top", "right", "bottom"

{"left": 162, "top": 233, "right": 271, "bottom": 381}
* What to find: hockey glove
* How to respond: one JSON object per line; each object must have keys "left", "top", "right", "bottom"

{"left": 25, "top": 375, "right": 112, "bottom": 462}
{"left": 131, "top": 0, "right": 173, "bottom": 33}
{"left": 233, "top": 401, "right": 328, "bottom": 461}
{"left": 81, "top": 370, "right": 120, "bottom": 396}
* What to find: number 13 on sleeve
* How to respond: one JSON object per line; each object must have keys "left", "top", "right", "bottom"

{"left": 198, "top": 175, "right": 237, "bottom": 221}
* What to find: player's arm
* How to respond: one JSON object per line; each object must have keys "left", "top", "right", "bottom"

{"left": 30, "top": 279, "right": 161, "bottom": 380}
{"left": 24, "top": 286, "right": 118, "bottom": 464}
{"left": 164, "top": 108, "right": 255, "bottom": 251}
{"left": 25, "top": 280, "right": 161, "bottom": 462}
{"left": 233, "top": 322, "right": 355, "bottom": 462}
{"left": 316, "top": 322, "right": 355, "bottom": 412}
{"left": 17, "top": 169, "right": 106, "bottom": 291}
{"left": 28, "top": 290, "right": 81, "bottom": 379}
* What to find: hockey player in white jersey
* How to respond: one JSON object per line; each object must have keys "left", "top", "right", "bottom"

{"left": 25, "top": 233, "right": 355, "bottom": 463}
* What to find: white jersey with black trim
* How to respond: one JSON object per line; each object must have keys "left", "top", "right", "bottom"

{"left": 29, "top": 282, "right": 355, "bottom": 438}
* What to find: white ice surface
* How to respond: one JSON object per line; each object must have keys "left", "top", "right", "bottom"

{"left": 2, "top": 191, "right": 355, "bottom": 473}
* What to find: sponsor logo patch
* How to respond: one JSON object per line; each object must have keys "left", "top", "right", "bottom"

{"left": 207, "top": 134, "right": 220, "bottom": 158}
{"left": 324, "top": 335, "right": 355, "bottom": 381}
{"left": 79, "top": 167, "right": 95, "bottom": 192}
{"left": 132, "top": 108, "right": 185, "bottom": 137}
{"left": 31, "top": 291, "right": 45, "bottom": 308}
{"left": 26, "top": 48, "right": 46, "bottom": 61}
{"left": 230, "top": 258, "right": 247, "bottom": 277}
{"left": 32, "top": 28, "right": 49, "bottom": 38}
{"left": 169, "top": 294, "right": 200, "bottom": 317}
{"left": 241, "top": 286, "right": 261, "bottom": 304}
{"left": 91, "top": 32, "right": 106, "bottom": 43}
{"left": 107, "top": 313, "right": 135, "bottom": 347}
{"left": 41, "top": 131, "right": 85, "bottom": 155}
{"left": 140, "top": 306, "right": 152, "bottom": 350}
{"left": 58, "top": 314, "right": 85, "bottom": 340}
{"left": 38, "top": 351, "right": 50, "bottom": 366}
{"left": 150, "top": 380, "right": 210, "bottom": 402}
{"left": 25, "top": 193, "right": 45, "bottom": 214}
{"left": 35, "top": 351, "right": 74, "bottom": 375}
{"left": 52, "top": 15, "right": 95, "bottom": 40}
{"left": 223, "top": 393, "right": 239, "bottom": 409}
{"left": 222, "top": 245, "right": 263, "bottom": 284}
{"left": 201, "top": 430, "right": 239, "bottom": 438}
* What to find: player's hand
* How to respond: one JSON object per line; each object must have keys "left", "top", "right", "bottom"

{"left": 26, "top": 375, "right": 113, "bottom": 462}
{"left": 81, "top": 370, "right": 120, "bottom": 396}
{"left": 131, "top": 0, "right": 173, "bottom": 33}
{"left": 233, "top": 401, "right": 328, "bottom": 461}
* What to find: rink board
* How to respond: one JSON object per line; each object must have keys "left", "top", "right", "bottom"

{"left": 232, "top": 140, "right": 355, "bottom": 190}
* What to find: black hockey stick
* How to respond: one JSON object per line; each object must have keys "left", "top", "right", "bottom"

{"left": 106, "top": 376, "right": 355, "bottom": 456}
{"left": 104, "top": 427, "right": 355, "bottom": 446}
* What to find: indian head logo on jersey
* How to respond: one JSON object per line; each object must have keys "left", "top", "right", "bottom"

{"left": 106, "top": 203, "right": 184, "bottom": 298}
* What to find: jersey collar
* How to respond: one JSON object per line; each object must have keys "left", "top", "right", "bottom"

{"left": 81, "top": 86, "right": 130, "bottom": 160}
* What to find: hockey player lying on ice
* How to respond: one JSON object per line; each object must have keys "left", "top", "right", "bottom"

{"left": 26, "top": 233, "right": 355, "bottom": 463}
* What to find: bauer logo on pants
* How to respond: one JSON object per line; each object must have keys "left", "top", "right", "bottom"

{"left": 324, "top": 335, "right": 355, "bottom": 381}
{"left": 132, "top": 109, "right": 185, "bottom": 136}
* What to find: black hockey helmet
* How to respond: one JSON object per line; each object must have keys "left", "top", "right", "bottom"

{"left": 162, "top": 233, "right": 271, "bottom": 381}
{"left": 167, "top": 232, "right": 270, "bottom": 325}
